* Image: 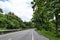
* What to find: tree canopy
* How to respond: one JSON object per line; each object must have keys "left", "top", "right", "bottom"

{"left": 31, "top": 0, "right": 60, "bottom": 36}
{"left": 0, "top": 9, "right": 25, "bottom": 29}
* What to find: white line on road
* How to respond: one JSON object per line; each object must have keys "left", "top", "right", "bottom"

{"left": 32, "top": 31, "right": 34, "bottom": 40}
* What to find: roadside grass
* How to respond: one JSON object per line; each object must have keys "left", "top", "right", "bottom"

{"left": 0, "top": 28, "right": 6, "bottom": 30}
{"left": 37, "top": 30, "right": 60, "bottom": 40}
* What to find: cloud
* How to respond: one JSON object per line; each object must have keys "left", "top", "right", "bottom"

{"left": 0, "top": 0, "right": 33, "bottom": 22}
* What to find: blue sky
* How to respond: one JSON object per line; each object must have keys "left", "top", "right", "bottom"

{"left": 0, "top": 0, "right": 8, "bottom": 2}
{"left": 0, "top": 0, "right": 33, "bottom": 22}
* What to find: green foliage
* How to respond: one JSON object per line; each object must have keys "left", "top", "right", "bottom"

{"left": 37, "top": 30, "right": 60, "bottom": 40}
{"left": 0, "top": 8, "right": 33, "bottom": 30}
{"left": 0, "top": 8, "right": 3, "bottom": 13}
{"left": 31, "top": 0, "right": 60, "bottom": 30}
{"left": 0, "top": 9, "right": 24, "bottom": 29}
{"left": 32, "top": 0, "right": 60, "bottom": 36}
{"left": 23, "top": 22, "right": 33, "bottom": 29}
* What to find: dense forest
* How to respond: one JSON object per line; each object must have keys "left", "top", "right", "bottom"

{"left": 0, "top": 8, "right": 32, "bottom": 30}
{"left": 31, "top": 0, "right": 60, "bottom": 39}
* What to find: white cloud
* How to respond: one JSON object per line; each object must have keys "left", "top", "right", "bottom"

{"left": 0, "top": 0, "right": 33, "bottom": 22}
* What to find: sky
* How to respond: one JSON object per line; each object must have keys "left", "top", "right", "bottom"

{"left": 0, "top": 0, "right": 33, "bottom": 22}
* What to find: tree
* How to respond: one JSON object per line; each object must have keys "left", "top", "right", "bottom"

{"left": 23, "top": 22, "right": 32, "bottom": 29}
{"left": 0, "top": 8, "right": 3, "bottom": 13}
{"left": 31, "top": 0, "right": 53, "bottom": 30}
{"left": 32, "top": 0, "right": 60, "bottom": 36}
{"left": 5, "top": 12, "right": 23, "bottom": 29}
{"left": 0, "top": 11, "right": 24, "bottom": 29}
{"left": 45, "top": 0, "right": 60, "bottom": 36}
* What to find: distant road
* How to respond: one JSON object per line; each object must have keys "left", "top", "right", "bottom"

{"left": 0, "top": 29, "right": 49, "bottom": 40}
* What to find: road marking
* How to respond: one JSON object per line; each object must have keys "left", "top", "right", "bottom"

{"left": 8, "top": 38, "right": 12, "bottom": 40}
{"left": 32, "top": 31, "right": 34, "bottom": 40}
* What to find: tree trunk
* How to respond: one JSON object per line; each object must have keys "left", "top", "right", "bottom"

{"left": 55, "top": 13, "right": 58, "bottom": 36}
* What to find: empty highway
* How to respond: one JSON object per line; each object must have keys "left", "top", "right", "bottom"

{"left": 0, "top": 29, "right": 49, "bottom": 40}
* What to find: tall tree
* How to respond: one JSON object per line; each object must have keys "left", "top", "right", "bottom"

{"left": 32, "top": 0, "right": 60, "bottom": 36}
{"left": 31, "top": 0, "right": 52, "bottom": 30}
{"left": 45, "top": 0, "right": 60, "bottom": 36}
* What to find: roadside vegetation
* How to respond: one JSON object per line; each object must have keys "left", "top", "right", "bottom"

{"left": 31, "top": 0, "right": 60, "bottom": 40}
{"left": 37, "top": 30, "right": 60, "bottom": 40}
{"left": 0, "top": 8, "right": 32, "bottom": 30}
{"left": 0, "top": 0, "right": 60, "bottom": 40}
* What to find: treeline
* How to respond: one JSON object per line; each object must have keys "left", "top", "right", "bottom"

{"left": 31, "top": 0, "right": 60, "bottom": 36}
{"left": 0, "top": 8, "right": 31, "bottom": 30}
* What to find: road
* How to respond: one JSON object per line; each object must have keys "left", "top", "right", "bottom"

{"left": 0, "top": 29, "right": 49, "bottom": 40}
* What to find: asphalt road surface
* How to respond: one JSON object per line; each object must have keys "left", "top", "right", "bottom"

{"left": 0, "top": 29, "right": 49, "bottom": 40}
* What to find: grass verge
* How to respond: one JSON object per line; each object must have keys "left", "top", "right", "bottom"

{"left": 0, "top": 28, "right": 6, "bottom": 30}
{"left": 37, "top": 30, "right": 60, "bottom": 40}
